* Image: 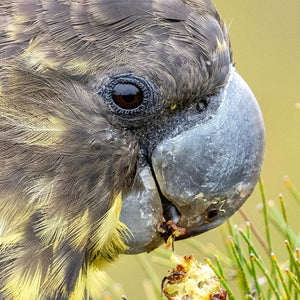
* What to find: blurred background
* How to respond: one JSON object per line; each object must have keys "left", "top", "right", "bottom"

{"left": 104, "top": 0, "right": 300, "bottom": 298}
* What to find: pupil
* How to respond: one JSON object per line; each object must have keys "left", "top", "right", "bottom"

{"left": 123, "top": 93, "right": 136, "bottom": 103}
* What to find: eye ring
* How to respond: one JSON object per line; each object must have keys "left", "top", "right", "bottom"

{"left": 101, "top": 74, "right": 156, "bottom": 117}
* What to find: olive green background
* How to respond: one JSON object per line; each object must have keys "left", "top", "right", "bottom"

{"left": 104, "top": 1, "right": 300, "bottom": 298}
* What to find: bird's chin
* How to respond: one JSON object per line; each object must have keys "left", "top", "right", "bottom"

{"left": 120, "top": 67, "right": 265, "bottom": 254}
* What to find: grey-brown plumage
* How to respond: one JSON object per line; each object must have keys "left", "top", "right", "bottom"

{"left": 0, "top": 1, "right": 265, "bottom": 299}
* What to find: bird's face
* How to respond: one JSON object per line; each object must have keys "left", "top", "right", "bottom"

{"left": 79, "top": 2, "right": 264, "bottom": 253}
{"left": 0, "top": 0, "right": 265, "bottom": 257}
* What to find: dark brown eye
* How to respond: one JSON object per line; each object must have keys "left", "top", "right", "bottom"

{"left": 112, "top": 83, "right": 143, "bottom": 110}
{"left": 101, "top": 74, "right": 156, "bottom": 118}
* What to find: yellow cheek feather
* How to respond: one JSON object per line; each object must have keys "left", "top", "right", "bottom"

{"left": 68, "top": 209, "right": 91, "bottom": 252}
{"left": 69, "top": 266, "right": 109, "bottom": 300}
{"left": 2, "top": 263, "right": 42, "bottom": 300}
{"left": 91, "top": 192, "right": 129, "bottom": 262}
{"left": 70, "top": 192, "right": 130, "bottom": 299}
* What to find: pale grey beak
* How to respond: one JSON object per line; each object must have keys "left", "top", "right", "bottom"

{"left": 120, "top": 66, "right": 265, "bottom": 253}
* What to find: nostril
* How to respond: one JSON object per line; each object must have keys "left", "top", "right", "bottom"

{"left": 206, "top": 209, "right": 218, "bottom": 221}
{"left": 196, "top": 100, "right": 208, "bottom": 112}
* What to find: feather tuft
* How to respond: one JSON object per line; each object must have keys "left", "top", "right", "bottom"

{"left": 91, "top": 192, "right": 130, "bottom": 263}
{"left": 1, "top": 262, "right": 42, "bottom": 300}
